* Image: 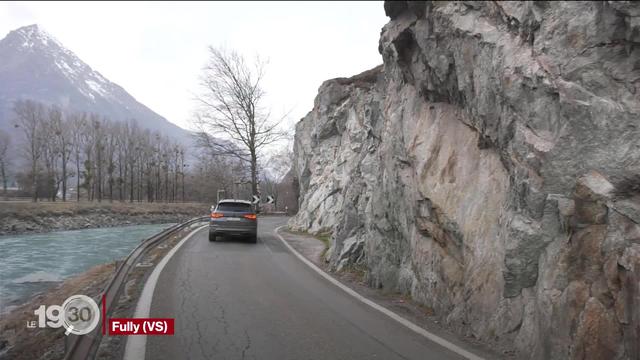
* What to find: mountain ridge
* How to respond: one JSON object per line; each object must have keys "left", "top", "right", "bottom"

{"left": 0, "top": 24, "right": 192, "bottom": 145}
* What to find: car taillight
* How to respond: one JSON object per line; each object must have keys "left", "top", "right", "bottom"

{"left": 243, "top": 214, "right": 257, "bottom": 220}
{"left": 211, "top": 212, "right": 224, "bottom": 218}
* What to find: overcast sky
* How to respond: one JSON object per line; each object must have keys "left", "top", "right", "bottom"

{"left": 0, "top": 1, "right": 388, "bottom": 132}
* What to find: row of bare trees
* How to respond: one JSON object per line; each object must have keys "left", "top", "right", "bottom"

{"left": 4, "top": 97, "right": 295, "bottom": 208}
{"left": 12, "top": 99, "right": 187, "bottom": 203}
{"left": 3, "top": 46, "right": 297, "bottom": 208}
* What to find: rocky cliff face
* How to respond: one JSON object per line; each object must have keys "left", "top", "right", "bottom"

{"left": 290, "top": 1, "right": 640, "bottom": 359}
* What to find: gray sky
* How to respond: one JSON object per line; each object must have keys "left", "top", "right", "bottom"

{"left": 0, "top": 1, "right": 388, "bottom": 132}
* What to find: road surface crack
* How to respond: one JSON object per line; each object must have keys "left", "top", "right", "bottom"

{"left": 241, "top": 329, "right": 254, "bottom": 360}
{"left": 178, "top": 259, "right": 210, "bottom": 359}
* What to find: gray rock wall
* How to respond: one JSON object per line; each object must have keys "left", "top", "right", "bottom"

{"left": 290, "top": 1, "right": 640, "bottom": 358}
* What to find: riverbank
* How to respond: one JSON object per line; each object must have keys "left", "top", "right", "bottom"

{"left": 0, "top": 202, "right": 208, "bottom": 235}
{"left": 0, "top": 222, "right": 202, "bottom": 360}
{"left": 0, "top": 262, "right": 115, "bottom": 360}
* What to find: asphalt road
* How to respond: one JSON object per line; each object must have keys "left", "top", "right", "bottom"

{"left": 145, "top": 216, "right": 464, "bottom": 360}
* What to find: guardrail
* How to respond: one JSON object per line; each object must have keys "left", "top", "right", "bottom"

{"left": 63, "top": 216, "right": 209, "bottom": 360}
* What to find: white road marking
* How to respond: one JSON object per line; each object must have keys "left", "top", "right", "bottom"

{"left": 123, "top": 224, "right": 208, "bottom": 360}
{"left": 273, "top": 225, "right": 485, "bottom": 360}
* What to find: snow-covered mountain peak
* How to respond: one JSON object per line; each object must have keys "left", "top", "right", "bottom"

{"left": 9, "top": 24, "right": 65, "bottom": 52}
{"left": 0, "top": 24, "right": 192, "bottom": 146}
{"left": 4, "top": 24, "right": 117, "bottom": 103}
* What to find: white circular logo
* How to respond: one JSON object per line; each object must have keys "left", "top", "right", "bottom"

{"left": 61, "top": 295, "right": 100, "bottom": 335}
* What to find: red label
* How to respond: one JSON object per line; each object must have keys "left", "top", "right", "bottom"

{"left": 109, "top": 318, "right": 174, "bottom": 335}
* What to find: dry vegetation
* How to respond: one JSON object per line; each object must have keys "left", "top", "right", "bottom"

{"left": 0, "top": 201, "right": 209, "bottom": 218}
{"left": 0, "top": 201, "right": 210, "bottom": 235}
{"left": 0, "top": 263, "right": 115, "bottom": 360}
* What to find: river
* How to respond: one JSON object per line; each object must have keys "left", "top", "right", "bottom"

{"left": 0, "top": 223, "right": 175, "bottom": 313}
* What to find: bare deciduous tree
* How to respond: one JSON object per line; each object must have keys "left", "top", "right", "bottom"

{"left": 43, "top": 107, "right": 60, "bottom": 201}
{"left": 105, "top": 123, "right": 118, "bottom": 202}
{"left": 0, "top": 129, "right": 10, "bottom": 199}
{"left": 193, "top": 46, "right": 288, "bottom": 199}
{"left": 49, "top": 106, "right": 73, "bottom": 201}
{"left": 9, "top": 98, "right": 237, "bottom": 204}
{"left": 14, "top": 100, "right": 45, "bottom": 202}
{"left": 70, "top": 112, "right": 87, "bottom": 201}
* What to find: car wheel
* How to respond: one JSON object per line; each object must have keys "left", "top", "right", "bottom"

{"left": 249, "top": 234, "right": 257, "bottom": 244}
{"left": 209, "top": 233, "right": 216, "bottom": 242}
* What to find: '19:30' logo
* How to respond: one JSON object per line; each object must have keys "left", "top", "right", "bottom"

{"left": 28, "top": 295, "right": 100, "bottom": 335}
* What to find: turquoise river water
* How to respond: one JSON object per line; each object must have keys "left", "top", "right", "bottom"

{"left": 0, "top": 223, "right": 174, "bottom": 312}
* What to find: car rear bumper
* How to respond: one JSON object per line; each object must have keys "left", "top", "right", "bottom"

{"left": 209, "top": 224, "right": 257, "bottom": 236}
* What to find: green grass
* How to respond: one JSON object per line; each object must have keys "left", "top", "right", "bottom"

{"left": 317, "top": 233, "right": 331, "bottom": 259}
{"left": 316, "top": 232, "right": 331, "bottom": 248}
{"left": 286, "top": 228, "right": 332, "bottom": 258}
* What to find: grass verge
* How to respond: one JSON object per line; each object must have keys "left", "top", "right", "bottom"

{"left": 286, "top": 228, "right": 332, "bottom": 258}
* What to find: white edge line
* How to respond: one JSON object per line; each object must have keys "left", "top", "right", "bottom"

{"left": 273, "top": 225, "right": 485, "bottom": 360}
{"left": 123, "top": 224, "right": 208, "bottom": 360}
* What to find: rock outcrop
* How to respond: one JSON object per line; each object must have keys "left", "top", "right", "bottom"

{"left": 290, "top": 1, "right": 640, "bottom": 358}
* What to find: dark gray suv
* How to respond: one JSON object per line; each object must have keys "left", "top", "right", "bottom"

{"left": 209, "top": 199, "right": 257, "bottom": 243}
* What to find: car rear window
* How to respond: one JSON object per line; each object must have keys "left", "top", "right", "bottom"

{"left": 216, "top": 202, "right": 252, "bottom": 212}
